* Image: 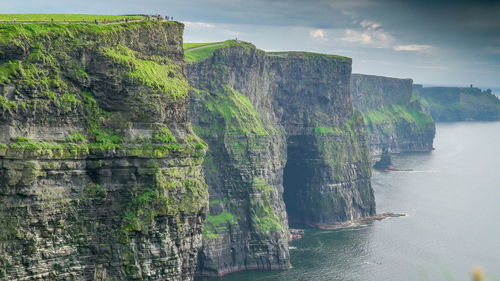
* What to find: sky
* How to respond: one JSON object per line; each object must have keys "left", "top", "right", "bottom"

{"left": 2, "top": 0, "right": 500, "bottom": 88}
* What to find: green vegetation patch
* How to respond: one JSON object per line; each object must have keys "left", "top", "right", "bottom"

{"left": 203, "top": 211, "right": 238, "bottom": 239}
{"left": 82, "top": 92, "right": 123, "bottom": 150}
{"left": 0, "top": 61, "right": 21, "bottom": 84}
{"left": 314, "top": 110, "right": 372, "bottom": 181}
{"left": 250, "top": 178, "right": 284, "bottom": 233}
{"left": 184, "top": 40, "right": 255, "bottom": 63}
{"left": 0, "top": 14, "right": 145, "bottom": 22}
{"left": 314, "top": 126, "right": 343, "bottom": 135}
{"left": 103, "top": 45, "right": 189, "bottom": 99}
{"left": 183, "top": 42, "right": 223, "bottom": 50}
{"left": 84, "top": 184, "right": 107, "bottom": 200}
{"left": 193, "top": 85, "right": 268, "bottom": 135}
{"left": 363, "top": 104, "right": 434, "bottom": 132}
{"left": 119, "top": 166, "right": 208, "bottom": 242}
{"left": 266, "top": 51, "right": 351, "bottom": 63}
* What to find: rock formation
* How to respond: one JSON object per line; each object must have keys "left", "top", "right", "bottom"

{"left": 1, "top": 19, "right": 379, "bottom": 279}
{"left": 0, "top": 21, "right": 208, "bottom": 281}
{"left": 186, "top": 42, "right": 375, "bottom": 276}
{"left": 351, "top": 74, "right": 435, "bottom": 156}
{"left": 413, "top": 85, "right": 500, "bottom": 121}
{"left": 373, "top": 149, "right": 394, "bottom": 170}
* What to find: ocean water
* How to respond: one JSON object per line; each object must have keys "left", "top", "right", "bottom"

{"left": 197, "top": 121, "right": 500, "bottom": 281}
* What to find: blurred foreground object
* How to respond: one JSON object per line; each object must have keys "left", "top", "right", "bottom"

{"left": 472, "top": 267, "right": 484, "bottom": 281}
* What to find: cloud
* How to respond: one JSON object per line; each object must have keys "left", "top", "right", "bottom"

{"left": 340, "top": 20, "right": 394, "bottom": 48}
{"left": 340, "top": 20, "right": 435, "bottom": 53}
{"left": 183, "top": 21, "right": 214, "bottom": 28}
{"left": 360, "top": 20, "right": 381, "bottom": 29}
{"left": 393, "top": 44, "right": 434, "bottom": 52}
{"left": 310, "top": 29, "right": 327, "bottom": 39}
{"left": 486, "top": 47, "right": 500, "bottom": 54}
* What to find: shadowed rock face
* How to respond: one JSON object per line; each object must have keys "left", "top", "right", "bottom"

{"left": 351, "top": 74, "right": 436, "bottom": 156}
{"left": 187, "top": 46, "right": 375, "bottom": 276}
{"left": 413, "top": 85, "right": 500, "bottom": 122}
{"left": 0, "top": 22, "right": 208, "bottom": 281}
{"left": 373, "top": 149, "right": 393, "bottom": 170}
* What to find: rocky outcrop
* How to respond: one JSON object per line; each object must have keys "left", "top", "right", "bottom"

{"left": 413, "top": 85, "right": 500, "bottom": 121}
{"left": 351, "top": 74, "right": 435, "bottom": 156}
{"left": 186, "top": 42, "right": 375, "bottom": 276}
{"left": 0, "top": 21, "right": 208, "bottom": 281}
{"left": 373, "top": 149, "right": 393, "bottom": 170}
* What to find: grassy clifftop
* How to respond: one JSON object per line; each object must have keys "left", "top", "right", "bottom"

{"left": 266, "top": 51, "right": 351, "bottom": 62}
{"left": 183, "top": 39, "right": 352, "bottom": 63}
{"left": 413, "top": 85, "right": 500, "bottom": 121}
{"left": 0, "top": 14, "right": 146, "bottom": 22}
{"left": 183, "top": 40, "right": 255, "bottom": 62}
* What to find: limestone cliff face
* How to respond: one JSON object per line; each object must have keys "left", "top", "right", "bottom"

{"left": 351, "top": 74, "right": 435, "bottom": 156}
{"left": 413, "top": 85, "right": 500, "bottom": 121}
{"left": 268, "top": 54, "right": 374, "bottom": 227}
{"left": 186, "top": 43, "right": 375, "bottom": 276}
{"left": 187, "top": 45, "right": 291, "bottom": 276}
{"left": 0, "top": 22, "right": 208, "bottom": 281}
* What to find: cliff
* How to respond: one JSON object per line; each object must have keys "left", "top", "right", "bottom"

{"left": 186, "top": 41, "right": 375, "bottom": 276}
{"left": 413, "top": 85, "right": 500, "bottom": 121}
{"left": 351, "top": 74, "right": 435, "bottom": 155}
{"left": 0, "top": 21, "right": 208, "bottom": 281}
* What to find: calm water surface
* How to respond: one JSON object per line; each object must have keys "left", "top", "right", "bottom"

{"left": 198, "top": 122, "right": 500, "bottom": 281}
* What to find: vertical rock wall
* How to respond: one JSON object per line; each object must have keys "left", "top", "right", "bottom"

{"left": 351, "top": 74, "right": 435, "bottom": 156}
{"left": 186, "top": 45, "right": 375, "bottom": 276}
{"left": 187, "top": 46, "right": 291, "bottom": 276}
{"left": 268, "top": 53, "right": 374, "bottom": 226}
{"left": 0, "top": 21, "right": 208, "bottom": 281}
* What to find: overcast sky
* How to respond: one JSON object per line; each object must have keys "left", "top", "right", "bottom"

{"left": 3, "top": 0, "right": 500, "bottom": 88}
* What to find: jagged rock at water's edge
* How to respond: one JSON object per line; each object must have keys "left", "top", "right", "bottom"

{"left": 373, "top": 149, "right": 393, "bottom": 170}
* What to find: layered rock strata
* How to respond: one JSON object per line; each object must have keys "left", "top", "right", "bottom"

{"left": 351, "top": 74, "right": 435, "bottom": 155}
{"left": 0, "top": 21, "right": 208, "bottom": 281}
{"left": 186, "top": 42, "right": 375, "bottom": 276}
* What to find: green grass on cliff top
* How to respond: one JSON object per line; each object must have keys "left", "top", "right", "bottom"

{"left": 183, "top": 39, "right": 351, "bottom": 63}
{"left": 183, "top": 40, "right": 255, "bottom": 63}
{"left": 267, "top": 51, "right": 351, "bottom": 62}
{"left": 0, "top": 14, "right": 145, "bottom": 22}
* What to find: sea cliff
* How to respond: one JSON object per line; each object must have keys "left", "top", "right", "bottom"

{"left": 186, "top": 42, "right": 375, "bottom": 276}
{"left": 413, "top": 85, "right": 500, "bottom": 121}
{"left": 0, "top": 21, "right": 208, "bottom": 281}
{"left": 351, "top": 74, "right": 435, "bottom": 155}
